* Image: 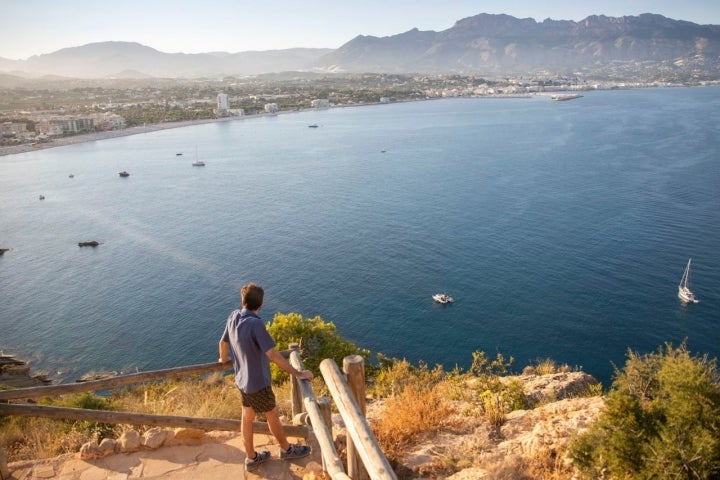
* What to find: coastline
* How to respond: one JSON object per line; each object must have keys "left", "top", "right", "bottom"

{"left": 0, "top": 96, "right": 516, "bottom": 158}
{"left": 0, "top": 114, "right": 265, "bottom": 158}
{"left": 1, "top": 85, "right": 712, "bottom": 158}
{"left": 0, "top": 354, "right": 51, "bottom": 388}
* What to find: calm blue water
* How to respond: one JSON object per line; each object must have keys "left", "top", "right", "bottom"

{"left": 2, "top": 87, "right": 719, "bottom": 387}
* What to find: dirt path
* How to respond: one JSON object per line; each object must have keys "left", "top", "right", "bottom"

{"left": 6, "top": 431, "right": 324, "bottom": 480}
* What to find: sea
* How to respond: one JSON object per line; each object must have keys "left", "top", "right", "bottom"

{"left": 1, "top": 87, "right": 719, "bottom": 388}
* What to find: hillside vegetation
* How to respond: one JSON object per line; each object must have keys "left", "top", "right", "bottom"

{"left": 1, "top": 314, "right": 719, "bottom": 479}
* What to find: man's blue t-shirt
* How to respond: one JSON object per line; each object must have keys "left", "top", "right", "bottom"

{"left": 221, "top": 308, "right": 276, "bottom": 394}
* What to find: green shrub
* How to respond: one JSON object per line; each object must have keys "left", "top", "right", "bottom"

{"left": 40, "top": 392, "right": 119, "bottom": 441}
{"left": 267, "top": 312, "right": 370, "bottom": 382}
{"left": 569, "top": 342, "right": 720, "bottom": 479}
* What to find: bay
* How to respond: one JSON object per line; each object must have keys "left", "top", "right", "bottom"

{"left": 1, "top": 87, "right": 719, "bottom": 387}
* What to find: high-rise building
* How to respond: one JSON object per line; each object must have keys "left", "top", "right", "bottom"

{"left": 216, "top": 93, "right": 229, "bottom": 117}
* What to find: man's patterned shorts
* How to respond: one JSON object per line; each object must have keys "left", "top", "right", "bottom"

{"left": 241, "top": 386, "right": 277, "bottom": 413}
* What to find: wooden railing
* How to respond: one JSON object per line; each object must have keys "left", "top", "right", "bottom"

{"left": 0, "top": 347, "right": 396, "bottom": 480}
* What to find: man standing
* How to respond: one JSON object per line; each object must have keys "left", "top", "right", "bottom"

{"left": 219, "top": 283, "right": 313, "bottom": 471}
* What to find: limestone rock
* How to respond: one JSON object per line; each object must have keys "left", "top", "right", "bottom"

{"left": 167, "top": 427, "right": 205, "bottom": 445}
{"left": 78, "top": 441, "right": 102, "bottom": 460}
{"left": 98, "top": 438, "right": 117, "bottom": 457}
{"left": 118, "top": 430, "right": 142, "bottom": 453}
{"left": 446, "top": 467, "right": 488, "bottom": 479}
{"left": 520, "top": 372, "right": 599, "bottom": 404}
{"left": 141, "top": 428, "right": 168, "bottom": 449}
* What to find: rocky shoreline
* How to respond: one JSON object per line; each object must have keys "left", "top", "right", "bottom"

{"left": 0, "top": 354, "right": 51, "bottom": 388}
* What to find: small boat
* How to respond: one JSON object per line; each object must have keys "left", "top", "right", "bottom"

{"left": 678, "top": 258, "right": 699, "bottom": 304}
{"left": 39, "top": 195, "right": 45, "bottom": 200}
{"left": 308, "top": 124, "right": 319, "bottom": 128}
{"left": 432, "top": 293, "right": 454, "bottom": 304}
{"left": 176, "top": 153, "right": 183, "bottom": 156}
{"left": 0, "top": 248, "right": 9, "bottom": 255}
{"left": 118, "top": 171, "right": 130, "bottom": 177}
{"left": 78, "top": 241, "right": 100, "bottom": 247}
{"left": 551, "top": 94, "right": 583, "bottom": 101}
{"left": 69, "top": 174, "right": 74, "bottom": 178}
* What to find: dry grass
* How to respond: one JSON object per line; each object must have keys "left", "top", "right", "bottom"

{"left": 519, "top": 444, "right": 576, "bottom": 480}
{"left": 526, "top": 358, "right": 572, "bottom": 376}
{"left": 115, "top": 373, "right": 243, "bottom": 419}
{"left": 0, "top": 373, "right": 300, "bottom": 463}
{"left": 0, "top": 416, "right": 91, "bottom": 462}
{"left": 371, "top": 385, "right": 457, "bottom": 461}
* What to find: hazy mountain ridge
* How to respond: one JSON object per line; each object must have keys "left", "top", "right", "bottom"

{"left": 0, "top": 41, "right": 333, "bottom": 78}
{"left": 1, "top": 13, "right": 719, "bottom": 79}
{"left": 319, "top": 13, "right": 720, "bottom": 75}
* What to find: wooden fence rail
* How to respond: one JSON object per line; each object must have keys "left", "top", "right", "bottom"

{"left": 0, "top": 362, "right": 229, "bottom": 401}
{"left": 0, "top": 403, "right": 306, "bottom": 437}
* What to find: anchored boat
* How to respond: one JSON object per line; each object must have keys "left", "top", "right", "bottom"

{"left": 432, "top": 293, "right": 454, "bottom": 304}
{"left": 678, "top": 258, "right": 699, "bottom": 304}
{"left": 192, "top": 147, "right": 205, "bottom": 166}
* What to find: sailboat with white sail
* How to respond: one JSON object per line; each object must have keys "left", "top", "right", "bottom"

{"left": 678, "top": 258, "right": 699, "bottom": 304}
{"left": 192, "top": 147, "right": 205, "bottom": 167}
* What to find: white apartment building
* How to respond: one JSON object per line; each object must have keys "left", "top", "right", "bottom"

{"left": 36, "top": 117, "right": 94, "bottom": 136}
{"left": 216, "top": 93, "right": 229, "bottom": 117}
{"left": 311, "top": 99, "right": 330, "bottom": 108}
{"left": 264, "top": 103, "right": 278, "bottom": 113}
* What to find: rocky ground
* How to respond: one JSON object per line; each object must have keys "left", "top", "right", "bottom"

{"left": 335, "top": 372, "right": 603, "bottom": 479}
{"left": 3, "top": 370, "right": 603, "bottom": 479}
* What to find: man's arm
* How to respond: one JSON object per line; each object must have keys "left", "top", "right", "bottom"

{"left": 218, "top": 340, "right": 231, "bottom": 363}
{"left": 266, "top": 347, "right": 314, "bottom": 381}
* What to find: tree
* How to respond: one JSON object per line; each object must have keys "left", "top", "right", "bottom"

{"left": 570, "top": 342, "right": 720, "bottom": 479}
{"left": 266, "top": 312, "right": 369, "bottom": 382}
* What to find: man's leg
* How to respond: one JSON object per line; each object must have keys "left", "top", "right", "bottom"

{"left": 242, "top": 405, "right": 257, "bottom": 457}
{"left": 265, "top": 405, "right": 291, "bottom": 451}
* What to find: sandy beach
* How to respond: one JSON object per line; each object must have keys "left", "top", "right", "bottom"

{"left": 0, "top": 98, "right": 449, "bottom": 158}
{"left": 0, "top": 114, "right": 276, "bottom": 158}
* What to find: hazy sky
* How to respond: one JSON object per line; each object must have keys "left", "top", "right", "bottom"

{"left": 1, "top": 0, "right": 719, "bottom": 60}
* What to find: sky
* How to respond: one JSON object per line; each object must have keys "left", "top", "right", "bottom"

{"left": 1, "top": 0, "right": 719, "bottom": 60}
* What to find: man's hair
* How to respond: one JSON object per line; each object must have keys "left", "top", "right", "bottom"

{"left": 241, "top": 283, "right": 264, "bottom": 310}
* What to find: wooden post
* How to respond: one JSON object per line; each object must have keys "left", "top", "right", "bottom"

{"left": 321, "top": 358, "right": 397, "bottom": 480}
{"left": 344, "top": 355, "right": 369, "bottom": 480}
{"left": 289, "top": 343, "right": 303, "bottom": 417}
{"left": 316, "top": 396, "right": 333, "bottom": 475}
{"left": 317, "top": 396, "right": 332, "bottom": 434}
{"left": 0, "top": 443, "right": 9, "bottom": 480}
{"left": 288, "top": 351, "right": 351, "bottom": 480}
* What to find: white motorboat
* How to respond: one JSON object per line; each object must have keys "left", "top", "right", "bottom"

{"left": 432, "top": 293, "right": 454, "bottom": 304}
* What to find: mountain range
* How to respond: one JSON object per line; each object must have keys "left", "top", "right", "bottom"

{"left": 1, "top": 13, "right": 719, "bottom": 80}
